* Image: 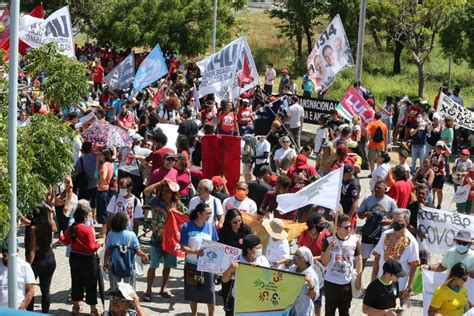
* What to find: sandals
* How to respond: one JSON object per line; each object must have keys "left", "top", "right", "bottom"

{"left": 143, "top": 292, "right": 152, "bottom": 302}
{"left": 72, "top": 305, "right": 81, "bottom": 315}
{"left": 159, "top": 290, "right": 173, "bottom": 298}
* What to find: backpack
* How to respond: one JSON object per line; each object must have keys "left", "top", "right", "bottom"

{"left": 372, "top": 126, "right": 384, "bottom": 143}
{"left": 110, "top": 236, "right": 135, "bottom": 278}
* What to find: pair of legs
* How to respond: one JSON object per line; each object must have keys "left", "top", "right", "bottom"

{"left": 190, "top": 301, "right": 215, "bottom": 316}
{"left": 324, "top": 280, "right": 352, "bottom": 316}
{"left": 145, "top": 244, "right": 177, "bottom": 300}
{"left": 432, "top": 175, "right": 446, "bottom": 208}
{"left": 368, "top": 148, "right": 382, "bottom": 175}
{"left": 70, "top": 252, "right": 98, "bottom": 314}
{"left": 28, "top": 250, "right": 56, "bottom": 313}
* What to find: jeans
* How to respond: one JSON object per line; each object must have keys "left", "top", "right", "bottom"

{"left": 290, "top": 127, "right": 301, "bottom": 149}
{"left": 425, "top": 144, "right": 435, "bottom": 159}
{"left": 411, "top": 144, "right": 426, "bottom": 174}
{"left": 382, "top": 118, "right": 392, "bottom": 144}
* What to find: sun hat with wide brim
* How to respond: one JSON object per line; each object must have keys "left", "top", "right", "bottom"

{"left": 262, "top": 218, "right": 288, "bottom": 240}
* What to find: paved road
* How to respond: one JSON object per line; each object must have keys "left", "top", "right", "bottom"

{"left": 23, "top": 165, "right": 455, "bottom": 315}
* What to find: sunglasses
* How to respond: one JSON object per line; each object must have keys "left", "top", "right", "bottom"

{"left": 457, "top": 241, "right": 470, "bottom": 246}
{"left": 282, "top": 141, "right": 290, "bottom": 143}
{"left": 236, "top": 188, "right": 247, "bottom": 191}
{"left": 111, "top": 297, "right": 129, "bottom": 303}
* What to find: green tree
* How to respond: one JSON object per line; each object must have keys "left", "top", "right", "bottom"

{"left": 25, "top": 42, "right": 90, "bottom": 109}
{"left": 324, "top": 0, "right": 359, "bottom": 49}
{"left": 88, "top": 0, "right": 245, "bottom": 56}
{"left": 440, "top": 3, "right": 474, "bottom": 66}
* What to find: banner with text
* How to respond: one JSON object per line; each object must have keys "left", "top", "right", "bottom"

{"left": 297, "top": 95, "right": 339, "bottom": 124}
{"left": 307, "top": 14, "right": 354, "bottom": 92}
{"left": 19, "top": 6, "right": 74, "bottom": 57}
{"left": 197, "top": 240, "right": 241, "bottom": 276}
{"left": 418, "top": 206, "right": 474, "bottom": 254}
{"left": 235, "top": 263, "right": 305, "bottom": 315}
{"left": 340, "top": 86, "right": 375, "bottom": 127}
{"left": 422, "top": 270, "right": 474, "bottom": 316}
{"left": 438, "top": 92, "right": 474, "bottom": 131}
{"left": 104, "top": 52, "right": 135, "bottom": 91}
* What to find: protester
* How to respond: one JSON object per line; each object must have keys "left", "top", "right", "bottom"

{"left": 430, "top": 140, "right": 451, "bottom": 209}
{"left": 263, "top": 218, "right": 290, "bottom": 269}
{"left": 260, "top": 175, "right": 295, "bottom": 220}
{"left": 247, "top": 166, "right": 273, "bottom": 211}
{"left": 388, "top": 165, "right": 414, "bottom": 208}
{"left": 340, "top": 164, "right": 360, "bottom": 227}
{"left": 287, "top": 95, "right": 304, "bottom": 148}
{"left": 369, "top": 150, "right": 391, "bottom": 192}
{"left": 274, "top": 136, "right": 297, "bottom": 175}
{"left": 96, "top": 148, "right": 116, "bottom": 237}
{"left": 316, "top": 141, "right": 336, "bottom": 176}
{"left": 407, "top": 183, "right": 430, "bottom": 264}
{"left": 367, "top": 112, "right": 389, "bottom": 175}
{"left": 211, "top": 175, "right": 230, "bottom": 203}
{"left": 105, "top": 284, "right": 147, "bottom": 316}
{"left": 188, "top": 179, "right": 224, "bottom": 228}
{"left": 222, "top": 181, "right": 258, "bottom": 215}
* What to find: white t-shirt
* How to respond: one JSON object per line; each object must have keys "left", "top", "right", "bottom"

{"left": 0, "top": 257, "right": 35, "bottom": 308}
{"left": 314, "top": 126, "right": 329, "bottom": 153}
{"left": 222, "top": 197, "right": 258, "bottom": 215}
{"left": 119, "top": 146, "right": 152, "bottom": 176}
{"left": 288, "top": 103, "right": 305, "bottom": 128}
{"left": 369, "top": 163, "right": 391, "bottom": 191}
{"left": 274, "top": 148, "right": 296, "bottom": 163}
{"left": 265, "top": 68, "right": 276, "bottom": 85}
{"left": 255, "top": 140, "right": 271, "bottom": 165}
{"left": 188, "top": 195, "right": 224, "bottom": 226}
{"left": 381, "top": 102, "right": 393, "bottom": 121}
{"left": 265, "top": 238, "right": 290, "bottom": 270}
{"left": 324, "top": 235, "right": 358, "bottom": 285}
{"left": 106, "top": 195, "right": 144, "bottom": 231}
{"left": 373, "top": 229, "right": 419, "bottom": 290}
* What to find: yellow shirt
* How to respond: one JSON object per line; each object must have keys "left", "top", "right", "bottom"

{"left": 430, "top": 284, "right": 468, "bottom": 316}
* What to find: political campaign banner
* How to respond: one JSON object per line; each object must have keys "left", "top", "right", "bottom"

{"left": 133, "top": 43, "right": 168, "bottom": 91}
{"left": 104, "top": 52, "right": 135, "bottom": 91}
{"left": 19, "top": 6, "right": 74, "bottom": 57}
{"left": 438, "top": 92, "right": 474, "bottom": 131}
{"left": 297, "top": 95, "right": 339, "bottom": 124}
{"left": 276, "top": 166, "right": 343, "bottom": 214}
{"left": 307, "top": 14, "right": 354, "bottom": 92}
{"left": 234, "top": 263, "right": 305, "bottom": 315}
{"left": 417, "top": 206, "right": 474, "bottom": 254}
{"left": 340, "top": 86, "right": 375, "bottom": 127}
{"left": 197, "top": 240, "right": 241, "bottom": 276}
{"left": 198, "top": 36, "right": 259, "bottom": 102}
{"left": 422, "top": 269, "right": 474, "bottom": 316}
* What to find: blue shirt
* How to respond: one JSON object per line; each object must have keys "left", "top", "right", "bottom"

{"left": 180, "top": 220, "right": 218, "bottom": 264}
{"left": 105, "top": 230, "right": 139, "bottom": 250}
{"left": 73, "top": 152, "right": 98, "bottom": 189}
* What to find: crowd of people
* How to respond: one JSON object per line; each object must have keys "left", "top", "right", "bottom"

{"left": 2, "top": 45, "right": 474, "bottom": 316}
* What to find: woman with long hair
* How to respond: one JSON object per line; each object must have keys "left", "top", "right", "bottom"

{"left": 96, "top": 148, "right": 115, "bottom": 237}
{"left": 217, "top": 101, "right": 238, "bottom": 136}
{"left": 441, "top": 115, "right": 455, "bottom": 178}
{"left": 429, "top": 262, "right": 472, "bottom": 316}
{"left": 430, "top": 141, "right": 451, "bottom": 209}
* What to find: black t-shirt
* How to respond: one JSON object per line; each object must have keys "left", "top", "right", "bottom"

{"left": 248, "top": 180, "right": 272, "bottom": 211}
{"left": 363, "top": 278, "right": 399, "bottom": 310}
{"left": 212, "top": 191, "right": 229, "bottom": 203}
{"left": 217, "top": 224, "right": 252, "bottom": 249}
{"left": 340, "top": 177, "right": 360, "bottom": 215}
{"left": 407, "top": 201, "right": 420, "bottom": 229}
{"left": 328, "top": 119, "right": 344, "bottom": 133}
{"left": 178, "top": 119, "right": 199, "bottom": 137}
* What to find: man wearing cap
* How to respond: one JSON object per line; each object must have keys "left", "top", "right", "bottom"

{"left": 327, "top": 109, "right": 344, "bottom": 139}
{"left": 211, "top": 176, "right": 230, "bottom": 203}
{"left": 248, "top": 165, "right": 273, "bottom": 211}
{"left": 287, "top": 154, "right": 317, "bottom": 185}
{"left": 104, "top": 283, "right": 146, "bottom": 316}
{"left": 316, "top": 141, "right": 336, "bottom": 177}
{"left": 145, "top": 152, "right": 178, "bottom": 195}
{"left": 287, "top": 95, "right": 305, "bottom": 148}
{"left": 145, "top": 133, "right": 176, "bottom": 173}
{"left": 363, "top": 259, "right": 404, "bottom": 315}
{"left": 422, "top": 230, "right": 474, "bottom": 278}
{"left": 0, "top": 242, "right": 35, "bottom": 309}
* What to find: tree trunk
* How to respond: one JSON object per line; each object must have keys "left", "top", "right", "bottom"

{"left": 392, "top": 40, "right": 404, "bottom": 75}
{"left": 296, "top": 35, "right": 303, "bottom": 58}
{"left": 416, "top": 61, "right": 425, "bottom": 97}
{"left": 304, "top": 28, "right": 313, "bottom": 54}
{"left": 369, "top": 24, "right": 382, "bottom": 50}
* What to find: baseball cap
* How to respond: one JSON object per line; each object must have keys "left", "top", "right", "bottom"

{"left": 164, "top": 152, "right": 176, "bottom": 160}
{"left": 344, "top": 164, "right": 354, "bottom": 173}
{"left": 461, "top": 149, "right": 470, "bottom": 155}
{"left": 455, "top": 230, "right": 472, "bottom": 243}
{"left": 295, "top": 154, "right": 308, "bottom": 167}
{"left": 435, "top": 140, "right": 445, "bottom": 148}
{"left": 383, "top": 259, "right": 407, "bottom": 277}
{"left": 399, "top": 150, "right": 409, "bottom": 158}
{"left": 131, "top": 133, "right": 144, "bottom": 142}
{"left": 321, "top": 141, "right": 333, "bottom": 148}
{"left": 211, "top": 176, "right": 227, "bottom": 188}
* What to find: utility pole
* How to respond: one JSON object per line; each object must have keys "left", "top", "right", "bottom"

{"left": 355, "top": 0, "right": 367, "bottom": 85}
{"left": 212, "top": 0, "right": 217, "bottom": 54}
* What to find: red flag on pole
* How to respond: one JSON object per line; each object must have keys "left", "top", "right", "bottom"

{"left": 161, "top": 210, "right": 189, "bottom": 258}
{"left": 237, "top": 53, "right": 254, "bottom": 88}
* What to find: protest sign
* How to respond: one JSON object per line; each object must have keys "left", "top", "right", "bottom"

{"left": 422, "top": 269, "right": 474, "bottom": 316}
{"left": 277, "top": 166, "right": 343, "bottom": 214}
{"left": 438, "top": 92, "right": 474, "bottom": 131}
{"left": 104, "top": 52, "right": 135, "bottom": 91}
{"left": 197, "top": 240, "right": 241, "bottom": 276}
{"left": 418, "top": 206, "right": 474, "bottom": 254}
{"left": 198, "top": 37, "right": 258, "bottom": 102}
{"left": 19, "top": 6, "right": 74, "bottom": 57}
{"left": 307, "top": 14, "right": 354, "bottom": 92}
{"left": 133, "top": 43, "right": 168, "bottom": 91}
{"left": 234, "top": 263, "right": 305, "bottom": 315}
{"left": 297, "top": 95, "right": 339, "bottom": 124}
{"left": 340, "top": 86, "right": 375, "bottom": 126}
{"left": 454, "top": 185, "right": 470, "bottom": 204}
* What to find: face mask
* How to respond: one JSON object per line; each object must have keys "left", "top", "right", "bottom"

{"left": 315, "top": 225, "right": 326, "bottom": 233}
{"left": 119, "top": 188, "right": 128, "bottom": 197}
{"left": 456, "top": 244, "right": 469, "bottom": 253}
{"left": 235, "top": 190, "right": 247, "bottom": 201}
{"left": 392, "top": 222, "right": 405, "bottom": 231}
{"left": 253, "top": 248, "right": 263, "bottom": 258}
{"left": 417, "top": 117, "right": 423, "bottom": 123}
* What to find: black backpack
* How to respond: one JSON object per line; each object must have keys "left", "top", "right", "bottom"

{"left": 372, "top": 126, "right": 384, "bottom": 143}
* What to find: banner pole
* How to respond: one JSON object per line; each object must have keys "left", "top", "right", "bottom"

{"left": 355, "top": 0, "right": 367, "bottom": 84}
{"left": 7, "top": 0, "right": 20, "bottom": 308}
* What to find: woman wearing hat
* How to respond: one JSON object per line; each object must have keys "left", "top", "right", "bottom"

{"left": 429, "top": 140, "right": 451, "bottom": 209}
{"left": 263, "top": 218, "right": 290, "bottom": 270}
{"left": 143, "top": 178, "right": 186, "bottom": 302}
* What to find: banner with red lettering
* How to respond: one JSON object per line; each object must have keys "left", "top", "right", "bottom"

{"left": 197, "top": 240, "right": 241, "bottom": 276}
{"left": 340, "top": 86, "right": 375, "bottom": 126}
{"left": 162, "top": 210, "right": 189, "bottom": 258}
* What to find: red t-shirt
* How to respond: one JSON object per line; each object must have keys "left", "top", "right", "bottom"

{"left": 297, "top": 229, "right": 331, "bottom": 257}
{"left": 237, "top": 107, "right": 253, "bottom": 126}
{"left": 261, "top": 191, "right": 296, "bottom": 220}
{"left": 406, "top": 105, "right": 421, "bottom": 124}
{"left": 116, "top": 112, "right": 135, "bottom": 129}
{"left": 387, "top": 179, "right": 414, "bottom": 208}
{"left": 463, "top": 171, "right": 474, "bottom": 201}
{"left": 145, "top": 147, "right": 176, "bottom": 172}
{"left": 218, "top": 112, "right": 236, "bottom": 133}
{"left": 147, "top": 167, "right": 178, "bottom": 194}
{"left": 287, "top": 164, "right": 317, "bottom": 181}
{"left": 60, "top": 223, "right": 100, "bottom": 254}
{"left": 92, "top": 65, "right": 104, "bottom": 83}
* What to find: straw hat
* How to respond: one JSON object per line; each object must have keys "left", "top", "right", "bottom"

{"left": 262, "top": 218, "right": 288, "bottom": 240}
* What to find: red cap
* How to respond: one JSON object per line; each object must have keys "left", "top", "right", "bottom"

{"left": 295, "top": 154, "right": 308, "bottom": 167}
{"left": 462, "top": 149, "right": 470, "bottom": 155}
{"left": 367, "top": 99, "right": 374, "bottom": 106}
{"left": 211, "top": 176, "right": 227, "bottom": 188}
{"left": 269, "top": 174, "right": 278, "bottom": 187}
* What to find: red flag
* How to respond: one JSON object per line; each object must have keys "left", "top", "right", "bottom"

{"left": 0, "top": 3, "right": 44, "bottom": 59}
{"left": 161, "top": 210, "right": 189, "bottom": 258}
{"left": 201, "top": 135, "right": 241, "bottom": 195}
{"left": 237, "top": 53, "right": 254, "bottom": 88}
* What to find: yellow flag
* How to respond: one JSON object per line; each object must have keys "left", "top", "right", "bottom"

{"left": 235, "top": 263, "right": 305, "bottom": 315}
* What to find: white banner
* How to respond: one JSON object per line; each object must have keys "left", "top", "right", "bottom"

{"left": 198, "top": 36, "right": 259, "bottom": 102}
{"left": 422, "top": 269, "right": 474, "bottom": 316}
{"left": 438, "top": 92, "right": 474, "bottom": 131}
{"left": 454, "top": 185, "right": 471, "bottom": 204}
{"left": 104, "top": 52, "right": 135, "bottom": 91}
{"left": 197, "top": 240, "right": 241, "bottom": 276}
{"left": 418, "top": 206, "right": 474, "bottom": 254}
{"left": 19, "top": 6, "right": 74, "bottom": 57}
{"left": 276, "top": 166, "right": 343, "bottom": 213}
{"left": 307, "top": 14, "right": 354, "bottom": 92}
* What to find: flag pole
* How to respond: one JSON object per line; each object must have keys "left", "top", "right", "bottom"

{"left": 355, "top": 0, "right": 367, "bottom": 84}
{"left": 212, "top": 0, "right": 217, "bottom": 54}
{"left": 7, "top": 0, "right": 20, "bottom": 308}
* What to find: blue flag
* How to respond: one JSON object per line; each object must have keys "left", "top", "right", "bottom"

{"left": 133, "top": 44, "right": 168, "bottom": 91}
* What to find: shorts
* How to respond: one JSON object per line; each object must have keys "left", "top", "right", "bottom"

{"left": 432, "top": 175, "right": 446, "bottom": 189}
{"left": 314, "top": 286, "right": 324, "bottom": 309}
{"left": 242, "top": 162, "right": 252, "bottom": 175}
{"left": 368, "top": 148, "right": 383, "bottom": 163}
{"left": 361, "top": 242, "right": 376, "bottom": 259}
{"left": 150, "top": 239, "right": 178, "bottom": 269}
{"left": 96, "top": 190, "right": 112, "bottom": 224}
